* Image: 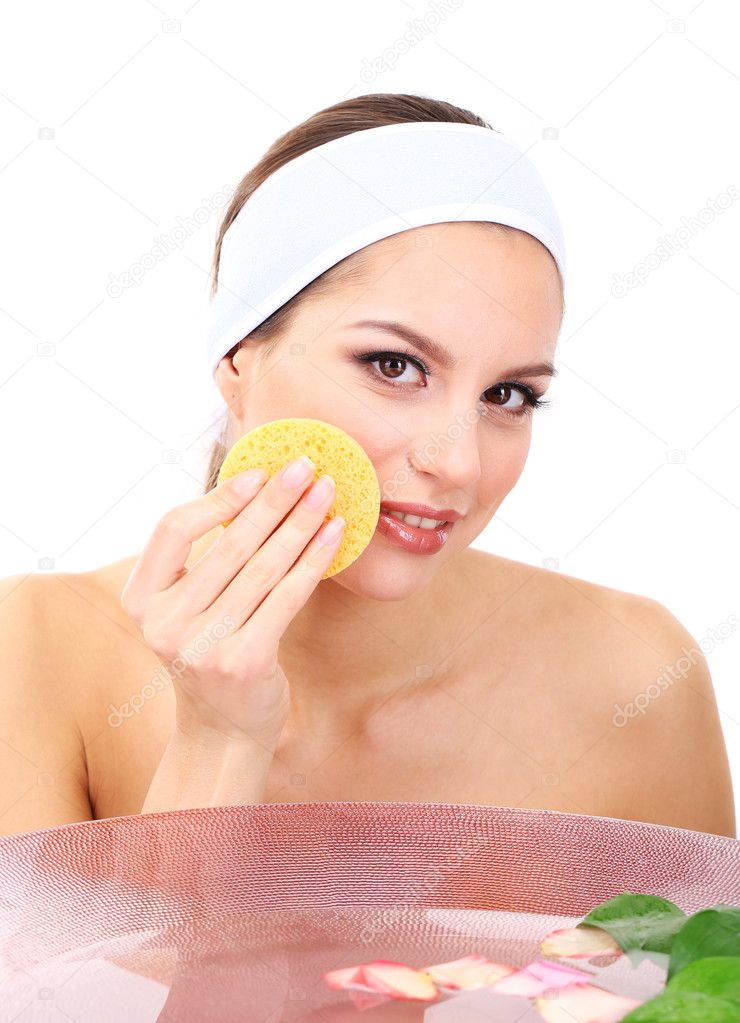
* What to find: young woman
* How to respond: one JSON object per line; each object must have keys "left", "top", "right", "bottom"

{"left": 1, "top": 93, "right": 734, "bottom": 838}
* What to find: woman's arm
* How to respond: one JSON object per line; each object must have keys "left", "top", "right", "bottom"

{"left": 140, "top": 718, "right": 280, "bottom": 813}
{"left": 609, "top": 597, "right": 736, "bottom": 838}
{"left": 0, "top": 575, "right": 94, "bottom": 836}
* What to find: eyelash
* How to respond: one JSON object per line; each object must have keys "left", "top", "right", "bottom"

{"left": 354, "top": 348, "right": 552, "bottom": 420}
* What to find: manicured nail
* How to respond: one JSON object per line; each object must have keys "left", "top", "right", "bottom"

{"left": 304, "top": 475, "right": 335, "bottom": 508}
{"left": 317, "top": 516, "right": 345, "bottom": 546}
{"left": 233, "top": 468, "right": 267, "bottom": 494}
{"left": 281, "top": 455, "right": 315, "bottom": 488}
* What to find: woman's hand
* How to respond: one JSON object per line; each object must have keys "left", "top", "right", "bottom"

{"left": 121, "top": 456, "right": 344, "bottom": 746}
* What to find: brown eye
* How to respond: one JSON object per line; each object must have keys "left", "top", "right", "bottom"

{"left": 360, "top": 351, "right": 425, "bottom": 384}
{"left": 484, "top": 383, "right": 525, "bottom": 411}
{"left": 377, "top": 355, "right": 411, "bottom": 379}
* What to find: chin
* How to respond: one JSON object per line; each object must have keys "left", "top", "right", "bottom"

{"left": 325, "top": 538, "right": 452, "bottom": 601}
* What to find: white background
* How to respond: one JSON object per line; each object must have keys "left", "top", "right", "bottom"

{"left": 1, "top": 0, "right": 738, "bottom": 829}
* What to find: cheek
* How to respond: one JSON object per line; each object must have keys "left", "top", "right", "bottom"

{"left": 247, "top": 362, "right": 363, "bottom": 424}
{"left": 477, "top": 431, "right": 532, "bottom": 501}
{"left": 248, "top": 369, "right": 397, "bottom": 476}
{"left": 353, "top": 429, "right": 402, "bottom": 487}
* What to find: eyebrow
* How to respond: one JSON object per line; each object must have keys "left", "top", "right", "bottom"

{"left": 348, "top": 319, "right": 558, "bottom": 379}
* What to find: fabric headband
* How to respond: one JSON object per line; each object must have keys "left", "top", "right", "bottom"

{"left": 205, "top": 120, "right": 567, "bottom": 380}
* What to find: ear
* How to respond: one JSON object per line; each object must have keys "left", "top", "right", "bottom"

{"left": 214, "top": 343, "right": 252, "bottom": 419}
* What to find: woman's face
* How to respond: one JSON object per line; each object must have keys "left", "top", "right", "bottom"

{"left": 218, "top": 222, "right": 563, "bottom": 600}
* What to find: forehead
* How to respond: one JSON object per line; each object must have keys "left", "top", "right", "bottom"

{"left": 320, "top": 222, "right": 563, "bottom": 356}
{"left": 361, "top": 222, "right": 559, "bottom": 294}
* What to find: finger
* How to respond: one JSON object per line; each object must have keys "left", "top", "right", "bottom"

{"left": 120, "top": 469, "right": 268, "bottom": 616}
{"left": 205, "top": 472, "right": 338, "bottom": 627}
{"left": 222, "top": 513, "right": 345, "bottom": 646}
{"left": 175, "top": 456, "right": 322, "bottom": 616}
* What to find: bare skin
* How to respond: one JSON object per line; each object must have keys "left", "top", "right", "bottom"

{"left": 0, "top": 223, "right": 734, "bottom": 837}
{"left": 65, "top": 546, "right": 610, "bottom": 815}
{"left": 43, "top": 537, "right": 732, "bottom": 837}
{"left": 0, "top": 527, "right": 735, "bottom": 836}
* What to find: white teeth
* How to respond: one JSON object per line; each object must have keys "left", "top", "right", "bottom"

{"left": 386, "top": 510, "right": 445, "bottom": 529}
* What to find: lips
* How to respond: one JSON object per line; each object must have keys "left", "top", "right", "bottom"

{"left": 378, "top": 501, "right": 463, "bottom": 523}
{"left": 375, "top": 510, "right": 454, "bottom": 555}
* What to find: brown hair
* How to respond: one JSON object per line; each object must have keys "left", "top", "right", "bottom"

{"left": 203, "top": 93, "right": 523, "bottom": 494}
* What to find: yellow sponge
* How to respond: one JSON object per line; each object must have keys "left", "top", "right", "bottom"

{"left": 216, "top": 418, "right": 381, "bottom": 579}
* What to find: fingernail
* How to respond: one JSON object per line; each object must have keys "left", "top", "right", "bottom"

{"left": 304, "top": 475, "right": 334, "bottom": 508}
{"left": 233, "top": 468, "right": 267, "bottom": 494}
{"left": 281, "top": 455, "right": 315, "bottom": 488}
{"left": 318, "top": 516, "right": 345, "bottom": 546}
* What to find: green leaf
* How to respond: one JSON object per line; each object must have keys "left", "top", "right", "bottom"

{"left": 580, "top": 891, "right": 687, "bottom": 954}
{"left": 621, "top": 990, "right": 740, "bottom": 1021}
{"left": 667, "top": 956, "right": 740, "bottom": 1003}
{"left": 668, "top": 907, "right": 740, "bottom": 982}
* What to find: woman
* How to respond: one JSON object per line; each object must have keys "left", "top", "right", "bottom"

{"left": 0, "top": 93, "right": 734, "bottom": 837}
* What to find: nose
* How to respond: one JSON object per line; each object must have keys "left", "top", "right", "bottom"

{"left": 408, "top": 407, "right": 482, "bottom": 493}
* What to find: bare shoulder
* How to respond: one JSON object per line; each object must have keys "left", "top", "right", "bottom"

{"left": 40, "top": 558, "right": 149, "bottom": 706}
{"left": 4, "top": 560, "right": 143, "bottom": 701}
{"left": 0, "top": 561, "right": 164, "bottom": 833}
{"left": 0, "top": 571, "right": 103, "bottom": 834}
{"left": 599, "top": 588, "right": 737, "bottom": 838}
{"left": 465, "top": 547, "right": 706, "bottom": 650}
{"left": 0, "top": 568, "right": 112, "bottom": 671}
{"left": 463, "top": 548, "right": 684, "bottom": 680}
{"left": 21, "top": 558, "right": 140, "bottom": 651}
{"left": 467, "top": 550, "right": 736, "bottom": 837}
{"left": 0, "top": 563, "right": 141, "bottom": 720}
{"left": 461, "top": 546, "right": 657, "bottom": 630}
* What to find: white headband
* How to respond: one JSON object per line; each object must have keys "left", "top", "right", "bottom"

{"left": 205, "top": 121, "right": 567, "bottom": 380}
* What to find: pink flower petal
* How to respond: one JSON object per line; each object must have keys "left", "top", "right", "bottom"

{"left": 540, "top": 925, "right": 622, "bottom": 958}
{"left": 423, "top": 954, "right": 515, "bottom": 990}
{"left": 360, "top": 960, "right": 438, "bottom": 1001}
{"left": 490, "top": 959, "right": 594, "bottom": 997}
{"left": 536, "top": 982, "right": 641, "bottom": 1023}
{"left": 323, "top": 960, "right": 436, "bottom": 1000}
{"left": 323, "top": 964, "right": 367, "bottom": 990}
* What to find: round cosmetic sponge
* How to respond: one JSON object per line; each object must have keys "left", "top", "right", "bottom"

{"left": 216, "top": 417, "right": 381, "bottom": 580}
